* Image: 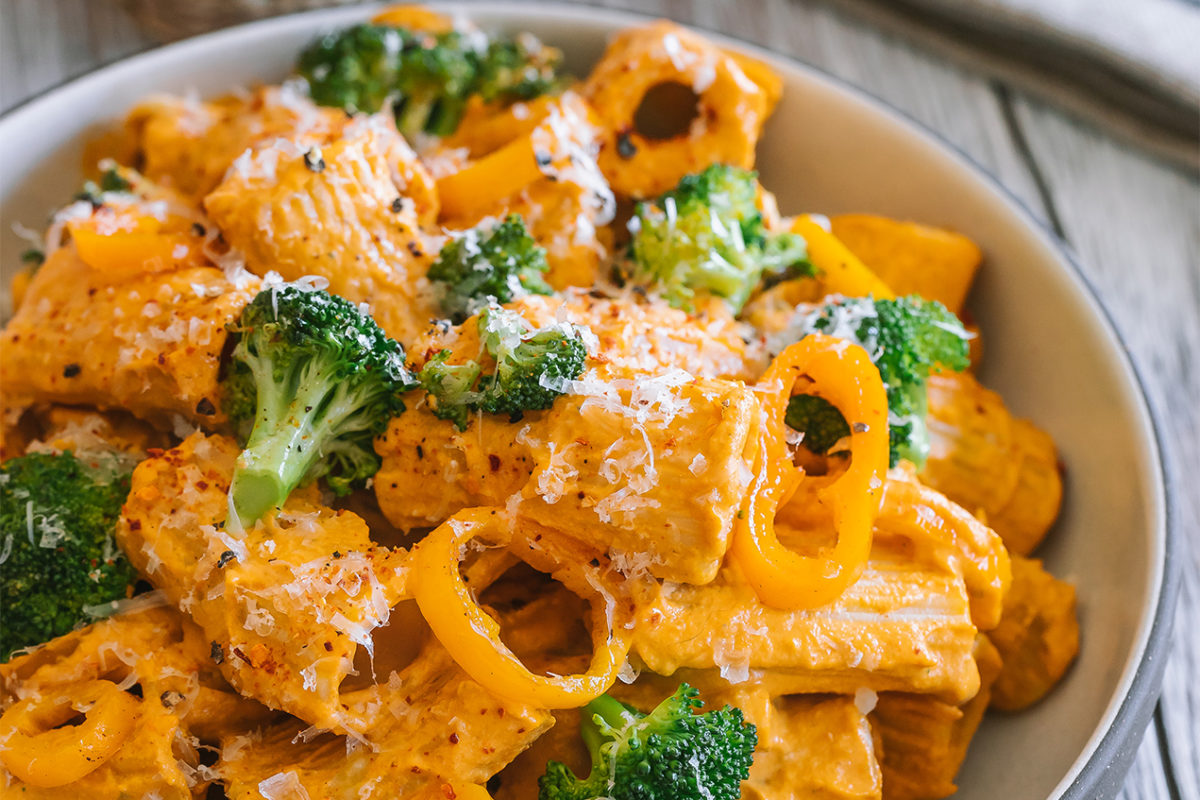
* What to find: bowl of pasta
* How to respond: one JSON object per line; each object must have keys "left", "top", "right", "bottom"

{"left": 0, "top": 4, "right": 1173, "bottom": 800}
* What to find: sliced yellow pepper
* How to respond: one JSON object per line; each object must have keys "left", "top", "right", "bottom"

{"left": 436, "top": 131, "right": 547, "bottom": 222}
{"left": 731, "top": 334, "right": 890, "bottom": 609}
{"left": 792, "top": 214, "right": 895, "bottom": 299}
{"left": 371, "top": 4, "right": 453, "bottom": 32}
{"left": 410, "top": 508, "right": 632, "bottom": 708}
{"left": 71, "top": 227, "right": 191, "bottom": 277}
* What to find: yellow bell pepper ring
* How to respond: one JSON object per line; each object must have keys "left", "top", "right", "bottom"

{"left": 0, "top": 679, "right": 142, "bottom": 788}
{"left": 732, "top": 334, "right": 890, "bottom": 610}
{"left": 410, "top": 507, "right": 632, "bottom": 709}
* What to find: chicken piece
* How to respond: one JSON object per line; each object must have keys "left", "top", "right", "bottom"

{"left": 871, "top": 636, "right": 1003, "bottom": 800}
{"left": 0, "top": 243, "right": 258, "bottom": 429}
{"left": 409, "top": 289, "right": 752, "bottom": 381}
{"left": 220, "top": 640, "right": 553, "bottom": 800}
{"left": 922, "top": 371, "right": 1063, "bottom": 556}
{"left": 376, "top": 365, "right": 760, "bottom": 585}
{"left": 0, "top": 605, "right": 277, "bottom": 798}
{"left": 204, "top": 114, "right": 441, "bottom": 344}
{"left": 116, "top": 432, "right": 409, "bottom": 733}
{"left": 988, "top": 556, "right": 1079, "bottom": 711}
{"left": 828, "top": 215, "right": 982, "bottom": 316}
{"left": 741, "top": 692, "right": 882, "bottom": 800}
{"left": 631, "top": 521, "right": 982, "bottom": 704}
{"left": 437, "top": 92, "right": 616, "bottom": 289}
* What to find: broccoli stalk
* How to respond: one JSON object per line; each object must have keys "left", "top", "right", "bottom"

{"left": 627, "top": 164, "right": 812, "bottom": 313}
{"left": 223, "top": 285, "right": 416, "bottom": 526}
{"left": 419, "top": 305, "right": 587, "bottom": 430}
{"left": 538, "top": 683, "right": 757, "bottom": 800}
{"left": 297, "top": 23, "right": 564, "bottom": 140}
{"left": 780, "top": 295, "right": 970, "bottom": 467}
{"left": 0, "top": 452, "right": 138, "bottom": 661}
{"left": 428, "top": 214, "right": 552, "bottom": 323}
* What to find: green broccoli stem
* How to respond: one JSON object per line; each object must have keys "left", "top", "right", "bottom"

{"left": 230, "top": 369, "right": 364, "bottom": 526}
{"left": 581, "top": 694, "right": 636, "bottom": 769}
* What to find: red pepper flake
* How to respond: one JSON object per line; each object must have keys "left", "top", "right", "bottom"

{"left": 449, "top": 732, "right": 459, "bottom": 744}
{"left": 488, "top": 454, "right": 501, "bottom": 472}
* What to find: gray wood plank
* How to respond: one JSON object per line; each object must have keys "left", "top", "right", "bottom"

{"left": 1013, "top": 93, "right": 1200, "bottom": 800}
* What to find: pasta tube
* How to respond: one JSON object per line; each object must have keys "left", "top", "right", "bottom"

{"left": 871, "top": 636, "right": 1003, "bottom": 800}
{"left": 632, "top": 526, "right": 982, "bottom": 704}
{"left": 989, "top": 555, "right": 1079, "bottom": 711}
{"left": 125, "top": 86, "right": 353, "bottom": 206}
{"left": 922, "top": 371, "right": 1063, "bottom": 555}
{"left": 583, "top": 21, "right": 779, "bottom": 198}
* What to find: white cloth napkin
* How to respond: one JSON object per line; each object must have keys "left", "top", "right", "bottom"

{"left": 838, "top": 0, "right": 1200, "bottom": 170}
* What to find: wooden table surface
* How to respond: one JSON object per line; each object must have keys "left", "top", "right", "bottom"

{"left": 2, "top": 0, "right": 1196, "bottom": 797}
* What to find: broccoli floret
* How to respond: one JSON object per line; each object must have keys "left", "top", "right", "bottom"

{"left": 428, "top": 215, "right": 553, "bottom": 323}
{"left": 627, "top": 164, "right": 812, "bottom": 313}
{"left": 418, "top": 305, "right": 587, "bottom": 430}
{"left": 785, "top": 394, "right": 851, "bottom": 455}
{"left": 297, "top": 23, "right": 565, "bottom": 141}
{"left": 298, "top": 24, "right": 409, "bottom": 115}
{"left": 0, "top": 452, "right": 138, "bottom": 661}
{"left": 538, "top": 683, "right": 757, "bottom": 800}
{"left": 74, "top": 167, "right": 133, "bottom": 206}
{"left": 417, "top": 350, "right": 483, "bottom": 430}
{"left": 391, "top": 30, "right": 479, "bottom": 138}
{"left": 783, "top": 295, "right": 970, "bottom": 467}
{"left": 476, "top": 305, "right": 588, "bottom": 416}
{"left": 223, "top": 284, "right": 416, "bottom": 526}
{"left": 298, "top": 24, "right": 474, "bottom": 137}
{"left": 475, "top": 34, "right": 564, "bottom": 102}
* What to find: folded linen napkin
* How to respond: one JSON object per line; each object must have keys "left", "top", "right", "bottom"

{"left": 834, "top": 0, "right": 1200, "bottom": 170}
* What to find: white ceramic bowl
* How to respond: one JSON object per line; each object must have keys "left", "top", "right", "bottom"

{"left": 0, "top": 5, "right": 1176, "bottom": 799}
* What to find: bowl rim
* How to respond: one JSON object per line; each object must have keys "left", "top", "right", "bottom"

{"left": 0, "top": 4, "right": 1178, "bottom": 798}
